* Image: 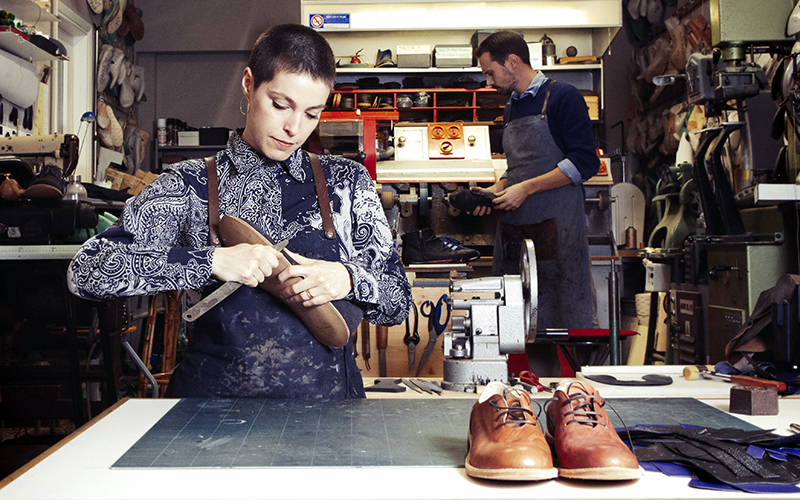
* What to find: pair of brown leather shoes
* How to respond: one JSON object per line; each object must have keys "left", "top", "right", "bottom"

{"left": 466, "top": 380, "right": 642, "bottom": 481}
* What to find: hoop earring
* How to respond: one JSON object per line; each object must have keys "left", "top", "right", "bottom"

{"left": 239, "top": 95, "right": 250, "bottom": 115}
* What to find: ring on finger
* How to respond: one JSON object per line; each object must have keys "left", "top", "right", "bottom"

{"left": 306, "top": 289, "right": 314, "bottom": 300}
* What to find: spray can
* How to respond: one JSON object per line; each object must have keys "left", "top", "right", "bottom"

{"left": 157, "top": 118, "right": 167, "bottom": 146}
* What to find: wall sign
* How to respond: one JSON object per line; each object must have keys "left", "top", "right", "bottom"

{"left": 308, "top": 13, "right": 350, "bottom": 30}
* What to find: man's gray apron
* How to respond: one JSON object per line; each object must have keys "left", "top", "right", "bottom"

{"left": 166, "top": 160, "right": 365, "bottom": 399}
{"left": 494, "top": 81, "right": 594, "bottom": 330}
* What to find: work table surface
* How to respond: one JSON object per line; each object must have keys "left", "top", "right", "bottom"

{"left": 1, "top": 377, "right": 799, "bottom": 500}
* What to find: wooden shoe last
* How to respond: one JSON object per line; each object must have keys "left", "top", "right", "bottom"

{"left": 217, "top": 215, "right": 350, "bottom": 349}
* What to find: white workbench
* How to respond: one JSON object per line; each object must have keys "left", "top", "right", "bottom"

{"left": 1, "top": 372, "right": 798, "bottom": 500}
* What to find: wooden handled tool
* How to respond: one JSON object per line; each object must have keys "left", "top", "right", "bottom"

{"left": 376, "top": 325, "right": 389, "bottom": 377}
{"left": 683, "top": 365, "right": 787, "bottom": 392}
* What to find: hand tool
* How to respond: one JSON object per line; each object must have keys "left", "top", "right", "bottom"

{"left": 416, "top": 294, "right": 449, "bottom": 376}
{"left": 401, "top": 378, "right": 423, "bottom": 393}
{"left": 518, "top": 370, "right": 549, "bottom": 393}
{"left": 414, "top": 378, "right": 442, "bottom": 395}
{"left": 376, "top": 325, "right": 389, "bottom": 377}
{"left": 683, "top": 365, "right": 787, "bottom": 392}
{"left": 403, "top": 302, "right": 419, "bottom": 371}
{"left": 408, "top": 378, "right": 433, "bottom": 394}
{"left": 182, "top": 239, "right": 288, "bottom": 322}
{"left": 363, "top": 379, "right": 406, "bottom": 393}
{"left": 361, "top": 319, "right": 371, "bottom": 371}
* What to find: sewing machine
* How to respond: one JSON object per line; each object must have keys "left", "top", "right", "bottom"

{"left": 0, "top": 133, "right": 94, "bottom": 244}
{"left": 0, "top": 133, "right": 79, "bottom": 176}
{"left": 441, "top": 239, "right": 538, "bottom": 392}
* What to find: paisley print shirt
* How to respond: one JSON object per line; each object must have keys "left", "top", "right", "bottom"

{"left": 68, "top": 130, "right": 411, "bottom": 326}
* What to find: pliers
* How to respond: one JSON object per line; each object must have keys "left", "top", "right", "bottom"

{"left": 403, "top": 302, "right": 419, "bottom": 371}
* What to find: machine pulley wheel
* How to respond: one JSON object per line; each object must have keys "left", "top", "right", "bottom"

{"left": 380, "top": 190, "right": 396, "bottom": 210}
{"left": 419, "top": 182, "right": 429, "bottom": 216}
{"left": 520, "top": 239, "right": 538, "bottom": 343}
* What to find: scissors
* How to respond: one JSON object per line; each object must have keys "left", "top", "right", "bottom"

{"left": 403, "top": 302, "right": 419, "bottom": 371}
{"left": 416, "top": 294, "right": 450, "bottom": 376}
{"left": 519, "top": 370, "right": 548, "bottom": 393}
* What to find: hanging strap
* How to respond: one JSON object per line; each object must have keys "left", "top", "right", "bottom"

{"left": 205, "top": 153, "right": 335, "bottom": 243}
{"left": 309, "top": 152, "right": 336, "bottom": 240}
{"left": 204, "top": 156, "right": 221, "bottom": 246}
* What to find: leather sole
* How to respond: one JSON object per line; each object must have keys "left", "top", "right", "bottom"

{"left": 544, "top": 429, "right": 643, "bottom": 481}
{"left": 465, "top": 458, "right": 559, "bottom": 481}
{"left": 556, "top": 466, "right": 644, "bottom": 481}
{"left": 218, "top": 215, "right": 350, "bottom": 348}
{"left": 465, "top": 432, "right": 557, "bottom": 481}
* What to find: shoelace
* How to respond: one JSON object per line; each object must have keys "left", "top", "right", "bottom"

{"left": 553, "top": 382, "right": 637, "bottom": 454}
{"left": 490, "top": 388, "right": 541, "bottom": 429}
{"left": 561, "top": 384, "right": 606, "bottom": 428}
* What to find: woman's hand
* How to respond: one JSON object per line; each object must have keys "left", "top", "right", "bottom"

{"left": 211, "top": 244, "right": 283, "bottom": 288}
{"left": 278, "top": 249, "right": 353, "bottom": 306}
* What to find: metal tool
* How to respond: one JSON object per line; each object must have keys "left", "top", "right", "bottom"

{"left": 414, "top": 378, "right": 442, "bottom": 395}
{"left": 518, "top": 370, "right": 548, "bottom": 393}
{"left": 403, "top": 302, "right": 419, "bottom": 371}
{"left": 408, "top": 378, "right": 433, "bottom": 394}
{"left": 182, "top": 239, "right": 288, "bottom": 322}
{"left": 416, "top": 294, "right": 450, "bottom": 376}
{"left": 401, "top": 378, "right": 423, "bottom": 393}
{"left": 683, "top": 365, "right": 787, "bottom": 392}
{"left": 442, "top": 240, "right": 537, "bottom": 392}
{"left": 376, "top": 325, "right": 389, "bottom": 377}
{"left": 361, "top": 319, "right": 371, "bottom": 371}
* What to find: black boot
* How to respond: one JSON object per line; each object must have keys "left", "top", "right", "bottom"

{"left": 401, "top": 228, "right": 480, "bottom": 265}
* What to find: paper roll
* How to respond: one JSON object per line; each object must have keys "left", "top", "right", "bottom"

{"left": 0, "top": 49, "right": 39, "bottom": 109}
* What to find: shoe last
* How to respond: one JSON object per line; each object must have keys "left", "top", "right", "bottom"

{"left": 545, "top": 380, "right": 642, "bottom": 480}
{"left": 466, "top": 382, "right": 557, "bottom": 481}
{"left": 448, "top": 189, "right": 496, "bottom": 213}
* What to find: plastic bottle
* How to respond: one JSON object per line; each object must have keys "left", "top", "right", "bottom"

{"left": 65, "top": 175, "right": 88, "bottom": 201}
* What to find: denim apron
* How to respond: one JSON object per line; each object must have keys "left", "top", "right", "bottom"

{"left": 494, "top": 81, "right": 594, "bottom": 330}
{"left": 166, "top": 155, "right": 365, "bottom": 399}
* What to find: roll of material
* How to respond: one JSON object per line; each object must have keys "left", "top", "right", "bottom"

{"left": 0, "top": 49, "right": 39, "bottom": 109}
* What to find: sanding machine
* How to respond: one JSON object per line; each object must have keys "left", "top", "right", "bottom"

{"left": 441, "top": 239, "right": 538, "bottom": 392}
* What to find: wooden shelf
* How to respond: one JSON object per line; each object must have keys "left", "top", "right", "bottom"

{"left": 335, "top": 64, "right": 602, "bottom": 74}
{"left": 325, "top": 87, "right": 505, "bottom": 123}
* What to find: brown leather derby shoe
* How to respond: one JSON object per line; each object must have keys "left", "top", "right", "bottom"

{"left": 466, "top": 382, "right": 557, "bottom": 481}
{"left": 546, "top": 380, "right": 643, "bottom": 480}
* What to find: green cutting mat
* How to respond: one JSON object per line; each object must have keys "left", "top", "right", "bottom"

{"left": 112, "top": 397, "right": 759, "bottom": 469}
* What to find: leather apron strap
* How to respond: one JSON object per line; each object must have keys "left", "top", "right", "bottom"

{"left": 206, "top": 153, "right": 335, "bottom": 243}
{"left": 205, "top": 156, "right": 221, "bottom": 246}
{"left": 309, "top": 152, "right": 336, "bottom": 240}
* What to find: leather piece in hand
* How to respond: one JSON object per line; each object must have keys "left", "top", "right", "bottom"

{"left": 217, "top": 215, "right": 350, "bottom": 348}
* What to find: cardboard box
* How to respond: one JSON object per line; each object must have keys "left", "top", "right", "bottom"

{"left": 177, "top": 131, "right": 199, "bottom": 146}
{"left": 583, "top": 95, "right": 599, "bottom": 121}
{"left": 527, "top": 42, "right": 543, "bottom": 67}
{"left": 434, "top": 45, "right": 472, "bottom": 68}
{"left": 397, "top": 45, "right": 431, "bottom": 68}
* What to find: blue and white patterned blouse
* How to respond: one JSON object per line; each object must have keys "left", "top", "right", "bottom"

{"left": 68, "top": 130, "right": 411, "bottom": 326}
